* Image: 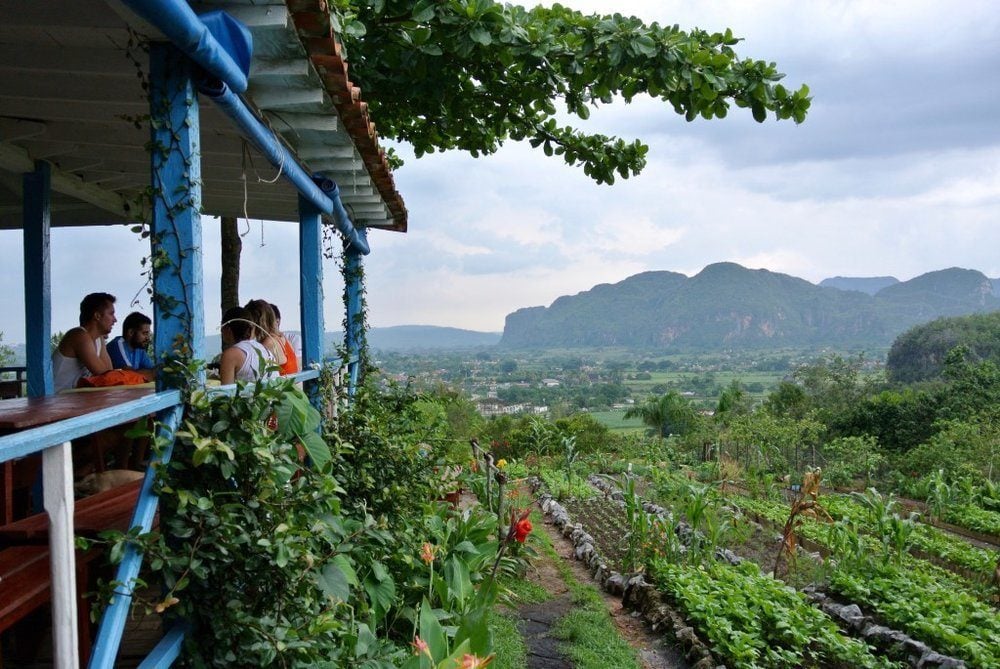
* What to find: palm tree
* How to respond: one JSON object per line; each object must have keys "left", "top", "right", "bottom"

{"left": 625, "top": 391, "right": 697, "bottom": 438}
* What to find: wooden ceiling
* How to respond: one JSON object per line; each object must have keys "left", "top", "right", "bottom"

{"left": 0, "top": 0, "right": 407, "bottom": 232}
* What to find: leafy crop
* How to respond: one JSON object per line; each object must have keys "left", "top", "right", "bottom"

{"left": 829, "top": 564, "right": 1000, "bottom": 666}
{"left": 650, "top": 560, "right": 896, "bottom": 668}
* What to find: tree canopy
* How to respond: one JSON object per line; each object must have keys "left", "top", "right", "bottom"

{"left": 331, "top": 0, "right": 811, "bottom": 183}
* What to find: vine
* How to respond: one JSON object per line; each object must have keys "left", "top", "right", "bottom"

{"left": 340, "top": 241, "right": 374, "bottom": 381}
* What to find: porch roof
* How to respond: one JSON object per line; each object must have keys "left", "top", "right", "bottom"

{"left": 0, "top": 0, "right": 407, "bottom": 232}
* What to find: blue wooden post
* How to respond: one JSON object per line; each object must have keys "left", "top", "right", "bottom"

{"left": 22, "top": 161, "right": 53, "bottom": 397}
{"left": 298, "top": 189, "right": 324, "bottom": 412}
{"left": 88, "top": 403, "right": 183, "bottom": 669}
{"left": 344, "top": 228, "right": 367, "bottom": 397}
{"left": 148, "top": 42, "right": 204, "bottom": 388}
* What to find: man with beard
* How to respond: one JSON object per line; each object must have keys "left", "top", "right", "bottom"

{"left": 51, "top": 292, "right": 116, "bottom": 392}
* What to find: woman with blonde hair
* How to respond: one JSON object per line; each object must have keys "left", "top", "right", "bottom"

{"left": 244, "top": 299, "right": 287, "bottom": 368}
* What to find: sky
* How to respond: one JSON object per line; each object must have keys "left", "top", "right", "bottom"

{"left": 2, "top": 0, "right": 999, "bottom": 344}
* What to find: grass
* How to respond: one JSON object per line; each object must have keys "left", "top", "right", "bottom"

{"left": 530, "top": 513, "right": 643, "bottom": 669}
{"left": 488, "top": 611, "right": 527, "bottom": 669}
{"left": 589, "top": 409, "right": 646, "bottom": 432}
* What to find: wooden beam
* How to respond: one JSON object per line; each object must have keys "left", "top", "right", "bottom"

{"left": 0, "top": 143, "right": 132, "bottom": 220}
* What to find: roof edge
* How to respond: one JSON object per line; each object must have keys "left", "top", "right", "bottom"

{"left": 287, "top": 0, "right": 407, "bottom": 233}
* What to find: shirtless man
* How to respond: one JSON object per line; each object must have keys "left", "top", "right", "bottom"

{"left": 52, "top": 292, "right": 116, "bottom": 392}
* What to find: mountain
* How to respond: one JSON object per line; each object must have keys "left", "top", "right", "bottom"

{"left": 362, "top": 325, "right": 501, "bottom": 350}
{"left": 500, "top": 264, "right": 1000, "bottom": 350}
{"left": 820, "top": 276, "right": 899, "bottom": 295}
{"left": 887, "top": 311, "right": 1000, "bottom": 383}
{"left": 208, "top": 326, "right": 500, "bottom": 358}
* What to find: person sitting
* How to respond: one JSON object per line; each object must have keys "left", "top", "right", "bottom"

{"left": 107, "top": 311, "right": 156, "bottom": 381}
{"left": 52, "top": 292, "right": 116, "bottom": 392}
{"left": 244, "top": 299, "right": 287, "bottom": 367}
{"left": 219, "top": 306, "right": 276, "bottom": 385}
{"left": 270, "top": 302, "right": 299, "bottom": 375}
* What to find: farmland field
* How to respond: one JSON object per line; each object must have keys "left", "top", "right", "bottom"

{"left": 588, "top": 409, "right": 645, "bottom": 432}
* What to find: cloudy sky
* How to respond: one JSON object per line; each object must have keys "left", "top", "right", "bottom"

{"left": 2, "top": 0, "right": 999, "bottom": 344}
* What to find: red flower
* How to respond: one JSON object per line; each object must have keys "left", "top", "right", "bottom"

{"left": 514, "top": 518, "right": 532, "bottom": 543}
{"left": 411, "top": 636, "right": 431, "bottom": 658}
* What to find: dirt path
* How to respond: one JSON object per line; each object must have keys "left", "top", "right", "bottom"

{"left": 518, "top": 512, "right": 689, "bottom": 669}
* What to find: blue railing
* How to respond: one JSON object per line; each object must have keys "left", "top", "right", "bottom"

{"left": 1, "top": 368, "right": 328, "bottom": 668}
{"left": 0, "top": 390, "right": 184, "bottom": 668}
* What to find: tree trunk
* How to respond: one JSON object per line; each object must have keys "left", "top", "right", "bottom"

{"left": 220, "top": 216, "right": 242, "bottom": 318}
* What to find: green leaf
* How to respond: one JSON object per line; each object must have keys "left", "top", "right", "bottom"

{"left": 363, "top": 564, "right": 396, "bottom": 620}
{"left": 319, "top": 561, "right": 353, "bottom": 602}
{"left": 469, "top": 26, "right": 492, "bottom": 46}
{"left": 412, "top": 1, "right": 436, "bottom": 23}
{"left": 418, "top": 598, "right": 447, "bottom": 662}
{"left": 444, "top": 556, "right": 473, "bottom": 604}
{"left": 632, "top": 34, "right": 657, "bottom": 57}
{"left": 301, "top": 432, "right": 332, "bottom": 470}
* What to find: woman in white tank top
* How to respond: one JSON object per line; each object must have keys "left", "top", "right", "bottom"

{"left": 219, "top": 307, "right": 277, "bottom": 385}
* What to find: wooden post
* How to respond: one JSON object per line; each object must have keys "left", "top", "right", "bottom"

{"left": 298, "top": 191, "right": 324, "bottom": 412}
{"left": 148, "top": 42, "right": 204, "bottom": 389}
{"left": 23, "top": 161, "right": 53, "bottom": 397}
{"left": 44, "top": 441, "right": 78, "bottom": 669}
{"left": 344, "top": 228, "right": 367, "bottom": 397}
{"left": 220, "top": 216, "right": 241, "bottom": 316}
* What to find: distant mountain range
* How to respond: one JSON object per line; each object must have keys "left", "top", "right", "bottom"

{"left": 818, "top": 276, "right": 899, "bottom": 295}
{"left": 4, "top": 326, "right": 502, "bottom": 365}
{"left": 500, "top": 264, "right": 1000, "bottom": 350}
{"left": 212, "top": 326, "right": 501, "bottom": 355}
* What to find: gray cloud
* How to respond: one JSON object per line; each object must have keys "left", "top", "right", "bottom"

{"left": 2, "top": 1, "right": 999, "bottom": 341}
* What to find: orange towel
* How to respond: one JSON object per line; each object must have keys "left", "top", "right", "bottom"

{"left": 279, "top": 338, "right": 298, "bottom": 375}
{"left": 77, "top": 369, "right": 148, "bottom": 387}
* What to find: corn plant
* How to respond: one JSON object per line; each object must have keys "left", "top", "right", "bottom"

{"left": 562, "top": 434, "right": 578, "bottom": 493}
{"left": 622, "top": 471, "right": 650, "bottom": 574}
{"left": 774, "top": 468, "right": 832, "bottom": 576}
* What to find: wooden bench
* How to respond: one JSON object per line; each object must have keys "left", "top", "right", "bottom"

{"left": 0, "top": 544, "right": 95, "bottom": 664}
{"left": 0, "top": 478, "right": 143, "bottom": 547}
{"left": 0, "top": 479, "right": 147, "bottom": 664}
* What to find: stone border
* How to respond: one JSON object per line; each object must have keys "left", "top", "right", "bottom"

{"left": 532, "top": 478, "right": 723, "bottom": 669}
{"left": 583, "top": 474, "right": 967, "bottom": 669}
{"left": 801, "top": 587, "right": 966, "bottom": 668}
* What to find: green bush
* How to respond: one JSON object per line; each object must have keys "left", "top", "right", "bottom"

{"left": 97, "top": 376, "right": 518, "bottom": 667}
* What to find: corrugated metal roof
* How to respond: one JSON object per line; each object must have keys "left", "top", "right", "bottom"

{"left": 0, "top": 0, "right": 406, "bottom": 232}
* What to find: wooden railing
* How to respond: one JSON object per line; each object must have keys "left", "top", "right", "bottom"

{"left": 1, "top": 390, "right": 181, "bottom": 668}
{"left": 0, "top": 368, "right": 333, "bottom": 668}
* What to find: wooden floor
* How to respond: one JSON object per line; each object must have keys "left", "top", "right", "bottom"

{"left": 1, "top": 585, "right": 164, "bottom": 668}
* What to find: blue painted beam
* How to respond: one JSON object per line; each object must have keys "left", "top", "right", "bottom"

{"left": 89, "top": 404, "right": 183, "bottom": 669}
{"left": 122, "top": 1, "right": 370, "bottom": 256}
{"left": 206, "top": 369, "right": 319, "bottom": 397}
{"left": 119, "top": 0, "right": 249, "bottom": 93}
{"left": 299, "top": 186, "right": 324, "bottom": 412}
{"left": 0, "top": 391, "right": 182, "bottom": 462}
{"left": 195, "top": 81, "right": 369, "bottom": 255}
{"left": 137, "top": 622, "right": 190, "bottom": 669}
{"left": 22, "top": 161, "right": 52, "bottom": 398}
{"left": 149, "top": 43, "right": 205, "bottom": 389}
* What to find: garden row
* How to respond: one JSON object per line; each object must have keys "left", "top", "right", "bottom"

{"left": 641, "top": 470, "right": 998, "bottom": 668}
{"left": 537, "top": 473, "right": 917, "bottom": 668}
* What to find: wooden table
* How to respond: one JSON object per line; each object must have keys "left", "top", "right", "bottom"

{"left": 0, "top": 387, "right": 153, "bottom": 522}
{"left": 0, "top": 387, "right": 154, "bottom": 432}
